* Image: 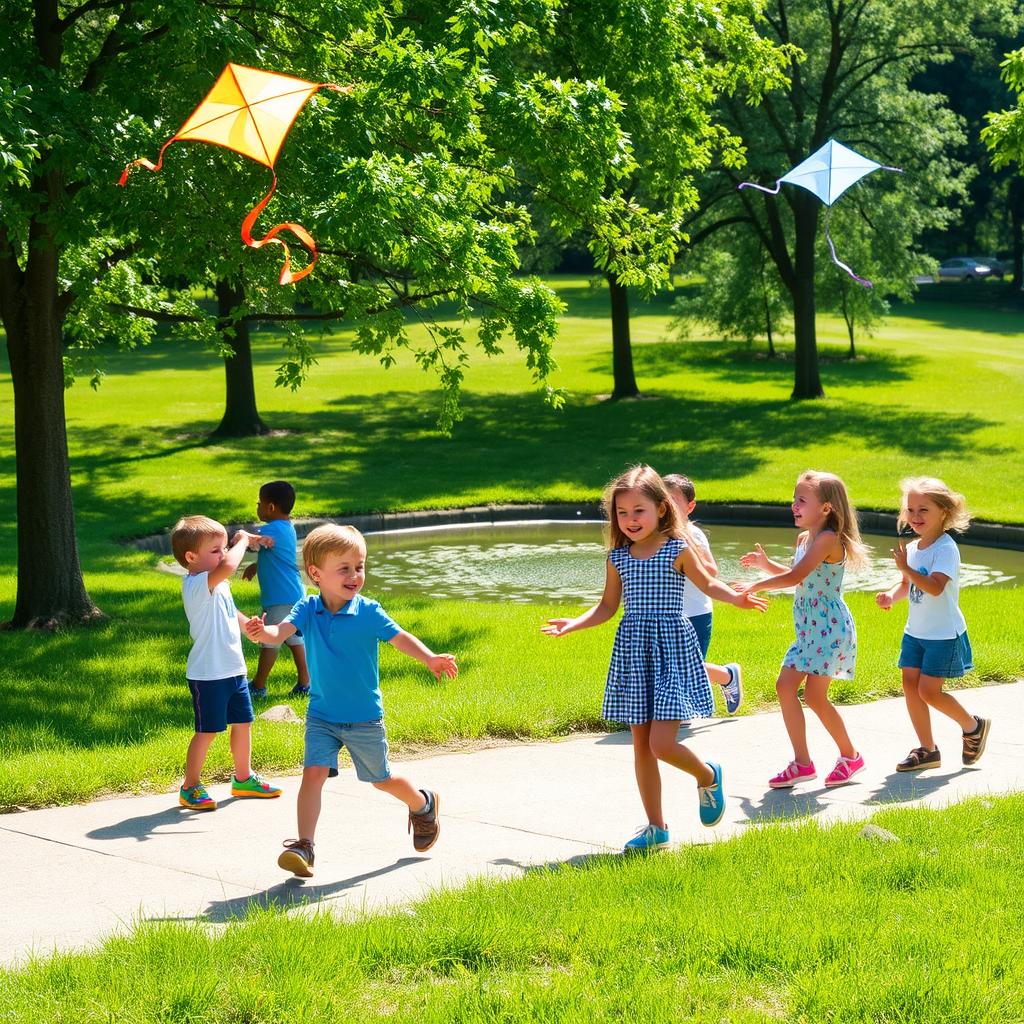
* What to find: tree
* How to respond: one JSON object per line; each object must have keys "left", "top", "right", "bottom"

{"left": 536, "top": 0, "right": 788, "bottom": 398}
{"left": 0, "top": 0, "right": 646, "bottom": 627}
{"left": 685, "top": 0, "right": 1019, "bottom": 399}
{"left": 983, "top": 47, "right": 1024, "bottom": 287}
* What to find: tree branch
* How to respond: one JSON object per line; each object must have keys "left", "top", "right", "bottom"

{"left": 55, "top": 0, "right": 121, "bottom": 32}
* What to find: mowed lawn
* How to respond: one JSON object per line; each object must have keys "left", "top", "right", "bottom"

{"left": 0, "top": 280, "right": 1021, "bottom": 808}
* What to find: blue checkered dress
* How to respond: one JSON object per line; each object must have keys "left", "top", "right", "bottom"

{"left": 602, "top": 538, "right": 713, "bottom": 725}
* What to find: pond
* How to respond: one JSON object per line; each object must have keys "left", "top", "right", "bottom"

{"left": 350, "top": 521, "right": 1022, "bottom": 605}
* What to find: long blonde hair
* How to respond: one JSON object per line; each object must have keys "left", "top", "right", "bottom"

{"left": 898, "top": 477, "right": 971, "bottom": 534}
{"left": 797, "top": 470, "right": 868, "bottom": 570}
{"left": 601, "top": 465, "right": 683, "bottom": 551}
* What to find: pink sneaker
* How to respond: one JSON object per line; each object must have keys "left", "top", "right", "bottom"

{"left": 825, "top": 753, "right": 865, "bottom": 787}
{"left": 768, "top": 760, "right": 817, "bottom": 789}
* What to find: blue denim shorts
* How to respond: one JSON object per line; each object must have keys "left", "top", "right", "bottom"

{"left": 187, "top": 674, "right": 254, "bottom": 733}
{"left": 304, "top": 715, "right": 391, "bottom": 782}
{"left": 898, "top": 632, "right": 973, "bottom": 679}
{"left": 260, "top": 603, "right": 305, "bottom": 650}
{"left": 686, "top": 613, "right": 713, "bottom": 660}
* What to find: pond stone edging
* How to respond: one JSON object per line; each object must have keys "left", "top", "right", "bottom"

{"left": 130, "top": 502, "right": 1024, "bottom": 555}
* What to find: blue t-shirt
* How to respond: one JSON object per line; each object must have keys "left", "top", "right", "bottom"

{"left": 285, "top": 593, "right": 402, "bottom": 723}
{"left": 257, "top": 519, "right": 305, "bottom": 607}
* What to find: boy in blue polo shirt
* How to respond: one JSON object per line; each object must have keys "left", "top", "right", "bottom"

{"left": 241, "top": 480, "right": 311, "bottom": 699}
{"left": 245, "top": 523, "right": 457, "bottom": 878}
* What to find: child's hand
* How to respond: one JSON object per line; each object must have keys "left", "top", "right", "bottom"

{"left": 892, "top": 541, "right": 909, "bottom": 575}
{"left": 542, "top": 618, "right": 574, "bottom": 637}
{"left": 243, "top": 612, "right": 266, "bottom": 641}
{"left": 256, "top": 534, "right": 275, "bottom": 549}
{"left": 740, "top": 543, "right": 770, "bottom": 571}
{"left": 876, "top": 592, "right": 894, "bottom": 611}
{"left": 242, "top": 563, "right": 258, "bottom": 582}
{"left": 733, "top": 591, "right": 769, "bottom": 612}
{"left": 427, "top": 653, "right": 458, "bottom": 680}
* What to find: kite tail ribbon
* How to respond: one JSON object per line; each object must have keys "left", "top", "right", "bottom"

{"left": 825, "top": 208, "right": 872, "bottom": 289}
{"left": 118, "top": 136, "right": 180, "bottom": 186}
{"left": 737, "top": 180, "right": 783, "bottom": 196}
{"left": 240, "top": 172, "right": 319, "bottom": 285}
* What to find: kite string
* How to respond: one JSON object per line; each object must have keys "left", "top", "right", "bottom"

{"left": 737, "top": 180, "right": 783, "bottom": 196}
{"left": 825, "top": 207, "right": 872, "bottom": 289}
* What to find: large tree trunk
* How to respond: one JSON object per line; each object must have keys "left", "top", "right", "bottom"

{"left": 1010, "top": 176, "right": 1023, "bottom": 291}
{"left": 790, "top": 198, "right": 824, "bottom": 399}
{"left": 3, "top": 231, "right": 102, "bottom": 628}
{"left": 211, "top": 279, "right": 268, "bottom": 438}
{"left": 607, "top": 274, "right": 639, "bottom": 399}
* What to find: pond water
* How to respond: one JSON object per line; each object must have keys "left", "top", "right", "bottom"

{"left": 347, "top": 521, "right": 1022, "bottom": 605}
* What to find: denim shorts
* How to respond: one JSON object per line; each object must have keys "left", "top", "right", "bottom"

{"left": 686, "top": 613, "right": 713, "bottom": 660}
{"left": 261, "top": 603, "right": 305, "bottom": 650}
{"left": 898, "top": 632, "right": 974, "bottom": 679}
{"left": 187, "top": 674, "right": 254, "bottom": 733}
{"left": 304, "top": 715, "right": 391, "bottom": 782}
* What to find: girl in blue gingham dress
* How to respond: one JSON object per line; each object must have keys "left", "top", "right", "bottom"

{"left": 543, "top": 465, "right": 766, "bottom": 852}
{"left": 604, "top": 538, "right": 713, "bottom": 724}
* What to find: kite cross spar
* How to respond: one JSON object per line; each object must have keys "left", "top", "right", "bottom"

{"left": 738, "top": 139, "right": 901, "bottom": 288}
{"left": 119, "top": 63, "right": 352, "bottom": 285}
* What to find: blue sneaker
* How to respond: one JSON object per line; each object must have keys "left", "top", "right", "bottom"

{"left": 249, "top": 686, "right": 268, "bottom": 701}
{"left": 698, "top": 762, "right": 726, "bottom": 827}
{"left": 722, "top": 663, "right": 743, "bottom": 715}
{"left": 623, "top": 824, "right": 670, "bottom": 853}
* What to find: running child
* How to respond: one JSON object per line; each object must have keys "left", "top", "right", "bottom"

{"left": 876, "top": 477, "right": 990, "bottom": 771}
{"left": 245, "top": 524, "right": 457, "bottom": 878}
{"left": 171, "top": 515, "right": 282, "bottom": 810}
{"left": 738, "top": 470, "right": 866, "bottom": 789}
{"left": 663, "top": 473, "right": 743, "bottom": 714}
{"left": 543, "top": 465, "right": 767, "bottom": 852}
{"left": 241, "top": 480, "right": 311, "bottom": 699}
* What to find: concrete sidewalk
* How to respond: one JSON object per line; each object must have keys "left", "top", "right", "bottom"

{"left": 2, "top": 682, "right": 1021, "bottom": 967}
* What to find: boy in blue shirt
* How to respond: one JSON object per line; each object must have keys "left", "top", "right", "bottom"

{"left": 245, "top": 523, "right": 457, "bottom": 878}
{"left": 242, "top": 480, "right": 311, "bottom": 699}
{"left": 172, "top": 515, "right": 282, "bottom": 810}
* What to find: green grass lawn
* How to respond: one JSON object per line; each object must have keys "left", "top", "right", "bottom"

{"left": 0, "top": 280, "right": 1021, "bottom": 808}
{"left": 4, "top": 794, "right": 1021, "bottom": 1021}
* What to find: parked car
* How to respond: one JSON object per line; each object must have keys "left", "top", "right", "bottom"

{"left": 937, "top": 257, "right": 994, "bottom": 282}
{"left": 969, "top": 256, "right": 1006, "bottom": 280}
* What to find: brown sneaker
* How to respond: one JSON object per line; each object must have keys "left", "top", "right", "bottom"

{"left": 278, "top": 838, "right": 315, "bottom": 877}
{"left": 896, "top": 747, "right": 941, "bottom": 772}
{"left": 962, "top": 717, "right": 991, "bottom": 766}
{"left": 409, "top": 790, "right": 440, "bottom": 852}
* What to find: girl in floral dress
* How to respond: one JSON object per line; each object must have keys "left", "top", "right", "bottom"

{"left": 740, "top": 470, "right": 868, "bottom": 789}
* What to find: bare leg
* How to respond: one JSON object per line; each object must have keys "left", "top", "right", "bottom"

{"left": 296, "top": 766, "right": 331, "bottom": 840}
{"left": 901, "top": 667, "right": 935, "bottom": 748}
{"left": 802, "top": 675, "right": 856, "bottom": 759}
{"left": 706, "top": 663, "right": 730, "bottom": 686}
{"left": 917, "top": 675, "right": 976, "bottom": 732}
{"left": 776, "top": 667, "right": 811, "bottom": 764}
{"left": 630, "top": 723, "right": 665, "bottom": 828}
{"left": 252, "top": 647, "right": 279, "bottom": 691}
{"left": 289, "top": 644, "right": 311, "bottom": 687}
{"left": 184, "top": 732, "right": 217, "bottom": 788}
{"left": 373, "top": 775, "right": 429, "bottom": 812}
{"left": 229, "top": 722, "right": 253, "bottom": 780}
{"left": 648, "top": 720, "right": 715, "bottom": 787}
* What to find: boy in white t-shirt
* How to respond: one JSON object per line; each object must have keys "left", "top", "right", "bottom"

{"left": 876, "top": 477, "right": 990, "bottom": 772}
{"left": 171, "top": 515, "right": 283, "bottom": 810}
{"left": 663, "top": 475, "right": 743, "bottom": 715}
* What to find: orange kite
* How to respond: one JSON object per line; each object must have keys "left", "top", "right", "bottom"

{"left": 119, "top": 63, "right": 351, "bottom": 284}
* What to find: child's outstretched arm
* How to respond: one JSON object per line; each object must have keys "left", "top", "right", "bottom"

{"left": 876, "top": 578, "right": 910, "bottom": 610}
{"left": 676, "top": 547, "right": 768, "bottom": 611}
{"left": 244, "top": 613, "right": 298, "bottom": 646}
{"left": 737, "top": 531, "right": 835, "bottom": 595}
{"left": 543, "top": 560, "right": 622, "bottom": 637}
{"left": 740, "top": 542, "right": 789, "bottom": 576}
{"left": 683, "top": 524, "right": 718, "bottom": 576}
{"left": 389, "top": 631, "right": 458, "bottom": 680}
{"left": 206, "top": 531, "right": 255, "bottom": 591}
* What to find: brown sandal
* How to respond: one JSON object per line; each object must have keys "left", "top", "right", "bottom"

{"left": 896, "top": 747, "right": 941, "bottom": 772}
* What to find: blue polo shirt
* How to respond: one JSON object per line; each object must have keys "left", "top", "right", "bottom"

{"left": 257, "top": 519, "right": 305, "bottom": 607}
{"left": 284, "top": 593, "right": 401, "bottom": 723}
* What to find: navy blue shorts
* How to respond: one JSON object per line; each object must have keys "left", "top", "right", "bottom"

{"left": 898, "top": 633, "right": 973, "bottom": 679}
{"left": 187, "top": 674, "right": 254, "bottom": 733}
{"left": 687, "top": 613, "right": 713, "bottom": 660}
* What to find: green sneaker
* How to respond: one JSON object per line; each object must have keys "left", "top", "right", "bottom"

{"left": 179, "top": 783, "right": 216, "bottom": 811}
{"left": 231, "top": 772, "right": 282, "bottom": 799}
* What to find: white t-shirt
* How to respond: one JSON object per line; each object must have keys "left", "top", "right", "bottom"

{"left": 182, "top": 572, "right": 247, "bottom": 680}
{"left": 905, "top": 534, "right": 967, "bottom": 640}
{"left": 682, "top": 524, "right": 714, "bottom": 618}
